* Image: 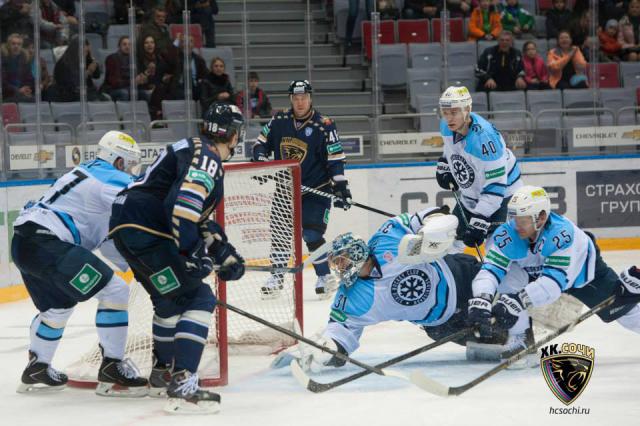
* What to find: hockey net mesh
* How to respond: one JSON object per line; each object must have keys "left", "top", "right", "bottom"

{"left": 66, "top": 161, "right": 301, "bottom": 386}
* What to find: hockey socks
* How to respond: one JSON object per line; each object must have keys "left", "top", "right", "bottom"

{"left": 174, "top": 310, "right": 212, "bottom": 373}
{"left": 153, "top": 314, "right": 179, "bottom": 366}
{"left": 96, "top": 307, "right": 128, "bottom": 360}
{"left": 29, "top": 308, "right": 73, "bottom": 365}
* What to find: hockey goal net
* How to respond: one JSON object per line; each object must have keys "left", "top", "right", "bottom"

{"left": 66, "top": 160, "right": 303, "bottom": 387}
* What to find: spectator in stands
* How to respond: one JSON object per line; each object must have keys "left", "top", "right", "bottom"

{"left": 102, "top": 36, "right": 148, "bottom": 102}
{"left": 619, "top": 0, "right": 640, "bottom": 61}
{"left": 40, "top": 0, "right": 68, "bottom": 47}
{"left": 377, "top": 0, "right": 401, "bottom": 20}
{"left": 467, "top": 0, "right": 502, "bottom": 41}
{"left": 1, "top": 33, "right": 35, "bottom": 102}
{"left": 136, "top": 35, "right": 175, "bottom": 119}
{"left": 599, "top": 1, "right": 628, "bottom": 28}
{"left": 599, "top": 19, "right": 624, "bottom": 62}
{"left": 522, "top": 40, "right": 550, "bottom": 89}
{"left": 171, "top": 33, "right": 208, "bottom": 101}
{"left": 0, "top": 0, "right": 33, "bottom": 42}
{"left": 199, "top": 56, "right": 234, "bottom": 111}
{"left": 52, "top": 0, "right": 78, "bottom": 35}
{"left": 139, "top": 7, "right": 176, "bottom": 60}
{"left": 446, "top": 0, "right": 471, "bottom": 18}
{"left": 476, "top": 30, "right": 526, "bottom": 91}
{"left": 50, "top": 36, "right": 108, "bottom": 102}
{"left": 547, "top": 30, "right": 589, "bottom": 89}
{"left": 403, "top": 0, "right": 441, "bottom": 19}
{"left": 235, "top": 71, "right": 272, "bottom": 118}
{"left": 546, "top": 0, "right": 572, "bottom": 40}
{"left": 189, "top": 0, "right": 219, "bottom": 48}
{"left": 568, "top": 7, "right": 594, "bottom": 59}
{"left": 24, "top": 37, "right": 54, "bottom": 100}
{"left": 499, "top": 0, "right": 535, "bottom": 39}
{"left": 114, "top": 0, "right": 146, "bottom": 24}
{"left": 345, "top": 0, "right": 373, "bottom": 49}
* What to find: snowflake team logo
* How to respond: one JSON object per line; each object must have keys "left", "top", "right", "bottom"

{"left": 449, "top": 154, "right": 475, "bottom": 189}
{"left": 390, "top": 269, "right": 431, "bottom": 306}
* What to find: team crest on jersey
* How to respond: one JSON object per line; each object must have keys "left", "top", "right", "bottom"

{"left": 305, "top": 127, "right": 313, "bottom": 137}
{"left": 540, "top": 342, "right": 595, "bottom": 405}
{"left": 280, "top": 137, "right": 308, "bottom": 162}
{"left": 449, "top": 154, "right": 475, "bottom": 189}
{"left": 390, "top": 269, "right": 431, "bottom": 306}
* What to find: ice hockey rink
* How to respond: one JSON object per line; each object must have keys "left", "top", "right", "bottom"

{"left": 1, "top": 250, "right": 638, "bottom": 426}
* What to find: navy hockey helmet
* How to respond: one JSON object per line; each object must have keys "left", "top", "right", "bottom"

{"left": 202, "top": 102, "right": 246, "bottom": 142}
{"left": 288, "top": 79, "right": 313, "bottom": 95}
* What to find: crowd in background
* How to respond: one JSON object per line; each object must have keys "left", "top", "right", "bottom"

{"left": 0, "top": 0, "right": 273, "bottom": 120}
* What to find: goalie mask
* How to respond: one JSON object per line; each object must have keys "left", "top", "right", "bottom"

{"left": 397, "top": 213, "right": 458, "bottom": 264}
{"left": 327, "top": 232, "right": 370, "bottom": 288}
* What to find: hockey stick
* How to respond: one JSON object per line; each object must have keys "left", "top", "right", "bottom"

{"left": 290, "top": 327, "right": 473, "bottom": 393}
{"left": 450, "top": 185, "right": 485, "bottom": 263}
{"left": 214, "top": 239, "right": 333, "bottom": 275}
{"left": 216, "top": 300, "right": 411, "bottom": 382}
{"left": 409, "top": 294, "right": 617, "bottom": 397}
{"left": 300, "top": 185, "right": 396, "bottom": 218}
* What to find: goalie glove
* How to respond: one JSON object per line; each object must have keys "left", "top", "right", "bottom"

{"left": 436, "top": 156, "right": 458, "bottom": 191}
{"left": 397, "top": 213, "right": 458, "bottom": 264}
{"left": 462, "top": 214, "right": 490, "bottom": 247}
{"left": 332, "top": 179, "right": 352, "bottom": 211}
{"left": 492, "top": 290, "right": 532, "bottom": 331}
{"left": 270, "top": 335, "right": 347, "bottom": 372}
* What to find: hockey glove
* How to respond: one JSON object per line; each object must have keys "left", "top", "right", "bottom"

{"left": 200, "top": 220, "right": 228, "bottom": 250}
{"left": 462, "top": 215, "right": 490, "bottom": 247}
{"left": 211, "top": 240, "right": 245, "bottom": 281}
{"left": 436, "top": 156, "right": 458, "bottom": 191}
{"left": 332, "top": 180, "right": 352, "bottom": 211}
{"left": 615, "top": 266, "right": 640, "bottom": 305}
{"left": 492, "top": 291, "right": 531, "bottom": 331}
{"left": 184, "top": 241, "right": 215, "bottom": 279}
{"left": 467, "top": 294, "right": 494, "bottom": 336}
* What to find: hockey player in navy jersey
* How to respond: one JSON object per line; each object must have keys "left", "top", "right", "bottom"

{"left": 12, "top": 131, "right": 148, "bottom": 396}
{"left": 252, "top": 80, "right": 351, "bottom": 299}
{"left": 271, "top": 206, "right": 493, "bottom": 370}
{"left": 436, "top": 86, "right": 523, "bottom": 250}
{"left": 467, "top": 186, "right": 640, "bottom": 359}
{"left": 109, "top": 103, "right": 246, "bottom": 414}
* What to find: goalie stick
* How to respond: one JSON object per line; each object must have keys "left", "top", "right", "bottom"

{"left": 289, "top": 327, "right": 472, "bottom": 393}
{"left": 408, "top": 294, "right": 617, "bottom": 397}
{"left": 300, "top": 185, "right": 396, "bottom": 218}
{"left": 216, "top": 300, "right": 411, "bottom": 382}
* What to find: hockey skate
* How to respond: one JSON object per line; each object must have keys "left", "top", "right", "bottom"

{"left": 466, "top": 326, "right": 536, "bottom": 368}
{"left": 17, "top": 351, "right": 68, "bottom": 394}
{"left": 96, "top": 355, "right": 149, "bottom": 397}
{"left": 261, "top": 274, "right": 284, "bottom": 300}
{"left": 164, "top": 370, "right": 221, "bottom": 415}
{"left": 315, "top": 274, "right": 338, "bottom": 300}
{"left": 148, "top": 354, "right": 172, "bottom": 398}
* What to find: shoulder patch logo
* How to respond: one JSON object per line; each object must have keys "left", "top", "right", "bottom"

{"left": 305, "top": 127, "right": 313, "bottom": 137}
{"left": 540, "top": 342, "right": 595, "bottom": 406}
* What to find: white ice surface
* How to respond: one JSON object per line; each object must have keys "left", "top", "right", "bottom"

{"left": 1, "top": 251, "right": 639, "bottom": 426}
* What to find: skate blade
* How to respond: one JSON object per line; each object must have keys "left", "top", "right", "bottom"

{"left": 260, "top": 289, "right": 282, "bottom": 300}
{"left": 16, "top": 382, "right": 66, "bottom": 394}
{"left": 148, "top": 386, "right": 168, "bottom": 398}
{"left": 95, "top": 382, "right": 149, "bottom": 398}
{"left": 164, "top": 398, "right": 221, "bottom": 415}
{"left": 505, "top": 353, "right": 538, "bottom": 370}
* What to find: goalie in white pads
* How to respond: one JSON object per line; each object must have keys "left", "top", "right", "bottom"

{"left": 467, "top": 185, "right": 640, "bottom": 360}
{"left": 12, "top": 131, "right": 148, "bottom": 396}
{"left": 273, "top": 206, "right": 501, "bottom": 370}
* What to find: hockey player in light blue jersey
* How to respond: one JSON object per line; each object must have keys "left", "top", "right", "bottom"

{"left": 12, "top": 131, "right": 148, "bottom": 396}
{"left": 272, "top": 206, "right": 492, "bottom": 371}
{"left": 436, "top": 86, "right": 523, "bottom": 249}
{"left": 468, "top": 185, "right": 640, "bottom": 358}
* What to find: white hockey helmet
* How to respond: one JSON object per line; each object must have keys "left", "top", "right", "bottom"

{"left": 97, "top": 131, "right": 142, "bottom": 174}
{"left": 398, "top": 213, "right": 458, "bottom": 264}
{"left": 439, "top": 86, "right": 473, "bottom": 112}
{"left": 508, "top": 185, "right": 551, "bottom": 231}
